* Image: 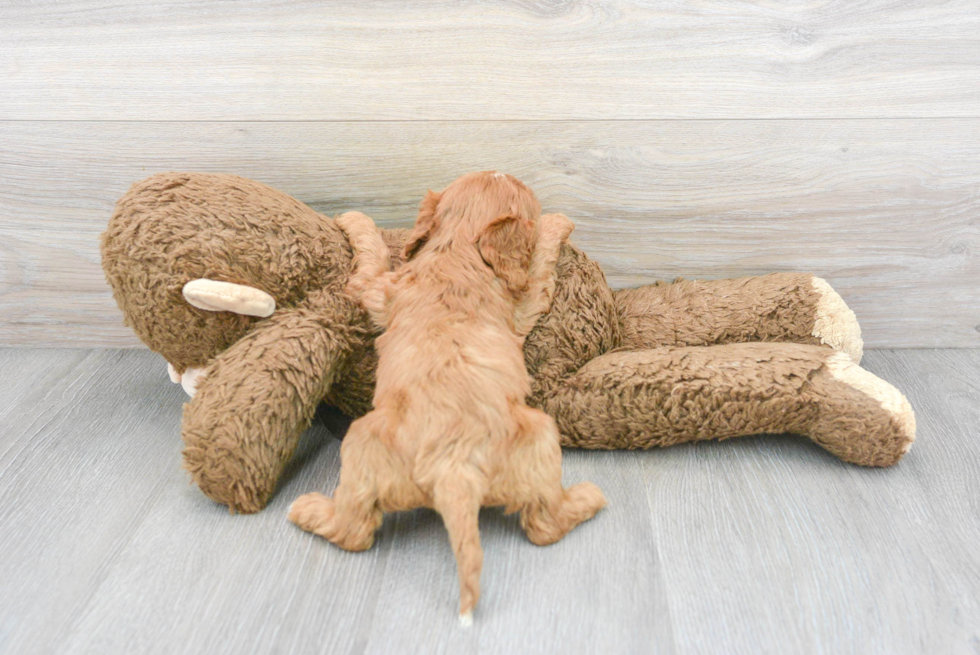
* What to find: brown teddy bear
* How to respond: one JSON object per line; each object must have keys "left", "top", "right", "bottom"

{"left": 101, "top": 172, "right": 915, "bottom": 514}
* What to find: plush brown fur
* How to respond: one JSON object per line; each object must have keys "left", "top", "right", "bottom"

{"left": 100, "top": 172, "right": 916, "bottom": 514}
{"left": 289, "top": 173, "right": 605, "bottom": 618}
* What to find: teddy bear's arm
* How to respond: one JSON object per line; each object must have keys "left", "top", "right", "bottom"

{"left": 613, "top": 273, "right": 864, "bottom": 362}
{"left": 181, "top": 289, "right": 363, "bottom": 513}
{"left": 336, "top": 211, "right": 394, "bottom": 330}
{"left": 537, "top": 341, "right": 914, "bottom": 466}
{"left": 514, "top": 213, "right": 575, "bottom": 337}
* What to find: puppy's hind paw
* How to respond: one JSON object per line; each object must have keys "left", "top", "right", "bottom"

{"left": 565, "top": 482, "right": 608, "bottom": 522}
{"left": 288, "top": 492, "right": 335, "bottom": 534}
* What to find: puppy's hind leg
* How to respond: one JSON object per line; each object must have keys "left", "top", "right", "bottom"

{"left": 289, "top": 411, "right": 394, "bottom": 551}
{"left": 498, "top": 407, "right": 607, "bottom": 547}
{"left": 432, "top": 473, "right": 486, "bottom": 623}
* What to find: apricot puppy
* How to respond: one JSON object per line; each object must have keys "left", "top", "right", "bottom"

{"left": 289, "top": 172, "right": 606, "bottom": 622}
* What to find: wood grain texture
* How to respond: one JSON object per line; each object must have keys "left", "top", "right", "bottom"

{"left": 0, "top": 349, "right": 188, "bottom": 654}
{"left": 0, "top": 348, "right": 978, "bottom": 653}
{"left": 2, "top": 0, "right": 979, "bottom": 120}
{"left": 1, "top": 120, "right": 978, "bottom": 348}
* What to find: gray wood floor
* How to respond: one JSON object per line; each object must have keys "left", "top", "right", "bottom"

{"left": 0, "top": 348, "right": 978, "bottom": 654}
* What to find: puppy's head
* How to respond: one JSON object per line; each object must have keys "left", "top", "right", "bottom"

{"left": 403, "top": 171, "right": 541, "bottom": 294}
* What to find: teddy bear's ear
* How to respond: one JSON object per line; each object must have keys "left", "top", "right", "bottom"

{"left": 477, "top": 214, "right": 536, "bottom": 295}
{"left": 182, "top": 279, "right": 276, "bottom": 317}
{"left": 403, "top": 189, "right": 441, "bottom": 260}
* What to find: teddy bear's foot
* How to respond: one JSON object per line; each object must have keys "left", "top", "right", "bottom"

{"left": 807, "top": 352, "right": 915, "bottom": 466}
{"left": 810, "top": 277, "right": 863, "bottom": 363}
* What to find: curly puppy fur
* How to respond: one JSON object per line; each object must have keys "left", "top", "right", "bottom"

{"left": 289, "top": 172, "right": 606, "bottom": 620}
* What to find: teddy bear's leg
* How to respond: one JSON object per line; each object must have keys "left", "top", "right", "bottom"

{"left": 614, "top": 273, "right": 863, "bottom": 362}
{"left": 489, "top": 406, "right": 606, "bottom": 546}
{"left": 288, "top": 411, "right": 410, "bottom": 551}
{"left": 182, "top": 292, "right": 364, "bottom": 514}
{"left": 540, "top": 342, "right": 914, "bottom": 466}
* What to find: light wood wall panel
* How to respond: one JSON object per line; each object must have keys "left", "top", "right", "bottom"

{"left": 1, "top": 119, "right": 977, "bottom": 348}
{"left": 1, "top": 0, "right": 979, "bottom": 120}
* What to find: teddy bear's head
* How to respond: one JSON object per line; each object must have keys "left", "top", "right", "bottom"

{"left": 101, "top": 172, "right": 353, "bottom": 373}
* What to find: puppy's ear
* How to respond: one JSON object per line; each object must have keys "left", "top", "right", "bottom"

{"left": 477, "top": 214, "right": 536, "bottom": 294}
{"left": 403, "top": 190, "right": 441, "bottom": 260}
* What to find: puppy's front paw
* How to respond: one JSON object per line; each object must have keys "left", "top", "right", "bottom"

{"left": 288, "top": 492, "right": 335, "bottom": 534}
{"left": 335, "top": 211, "right": 376, "bottom": 238}
{"left": 539, "top": 213, "right": 574, "bottom": 243}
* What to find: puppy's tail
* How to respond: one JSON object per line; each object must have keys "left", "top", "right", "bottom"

{"left": 433, "top": 475, "right": 484, "bottom": 625}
